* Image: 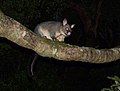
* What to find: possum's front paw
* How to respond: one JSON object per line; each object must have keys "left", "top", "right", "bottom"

{"left": 56, "top": 35, "right": 65, "bottom": 41}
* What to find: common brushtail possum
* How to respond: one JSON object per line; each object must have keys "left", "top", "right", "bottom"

{"left": 31, "top": 18, "right": 75, "bottom": 76}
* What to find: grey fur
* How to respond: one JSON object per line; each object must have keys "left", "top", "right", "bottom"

{"left": 34, "top": 18, "right": 75, "bottom": 41}
{"left": 31, "top": 19, "right": 75, "bottom": 76}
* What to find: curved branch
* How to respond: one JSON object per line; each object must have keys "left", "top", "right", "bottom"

{"left": 0, "top": 10, "right": 120, "bottom": 63}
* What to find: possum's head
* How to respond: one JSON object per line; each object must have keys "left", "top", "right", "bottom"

{"left": 61, "top": 18, "right": 75, "bottom": 37}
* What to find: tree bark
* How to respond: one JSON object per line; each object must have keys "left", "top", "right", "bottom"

{"left": 0, "top": 10, "right": 120, "bottom": 63}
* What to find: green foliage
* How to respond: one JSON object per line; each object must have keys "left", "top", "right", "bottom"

{"left": 1, "top": 0, "right": 120, "bottom": 91}
{"left": 101, "top": 76, "right": 120, "bottom": 91}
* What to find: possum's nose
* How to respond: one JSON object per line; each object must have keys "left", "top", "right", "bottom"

{"left": 67, "top": 32, "right": 71, "bottom": 36}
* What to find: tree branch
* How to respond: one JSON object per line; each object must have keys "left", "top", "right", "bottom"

{"left": 0, "top": 10, "right": 120, "bottom": 63}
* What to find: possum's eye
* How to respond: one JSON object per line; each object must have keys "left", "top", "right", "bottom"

{"left": 65, "top": 27, "right": 69, "bottom": 31}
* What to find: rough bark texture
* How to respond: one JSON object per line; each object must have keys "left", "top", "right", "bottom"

{"left": 0, "top": 10, "right": 120, "bottom": 63}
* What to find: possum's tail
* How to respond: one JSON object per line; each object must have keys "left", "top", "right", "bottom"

{"left": 31, "top": 53, "right": 38, "bottom": 76}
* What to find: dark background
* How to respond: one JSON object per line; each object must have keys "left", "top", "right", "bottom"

{"left": 0, "top": 0, "right": 120, "bottom": 91}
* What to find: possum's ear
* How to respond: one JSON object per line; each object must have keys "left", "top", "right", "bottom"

{"left": 63, "top": 18, "right": 67, "bottom": 26}
{"left": 71, "top": 24, "right": 75, "bottom": 28}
